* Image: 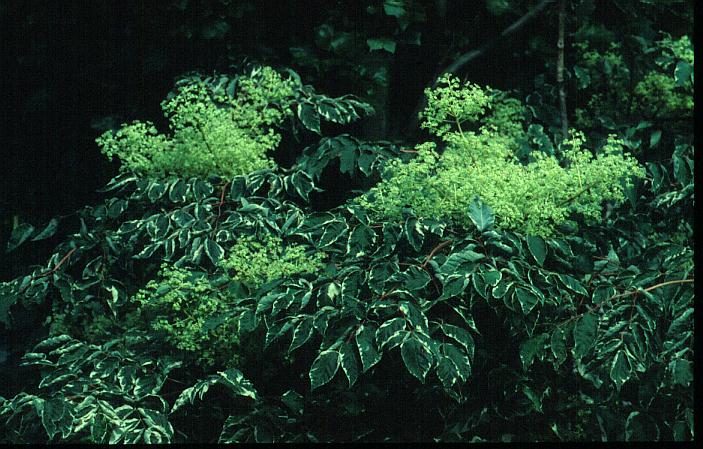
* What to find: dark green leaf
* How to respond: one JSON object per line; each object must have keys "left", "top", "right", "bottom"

{"left": 39, "top": 397, "right": 73, "bottom": 440}
{"left": 31, "top": 218, "right": 59, "bottom": 242}
{"left": 289, "top": 317, "right": 314, "bottom": 352}
{"left": 383, "top": 0, "right": 405, "bottom": 17}
{"left": 356, "top": 324, "right": 382, "bottom": 372}
{"left": 558, "top": 274, "right": 588, "bottom": 295}
{"left": 438, "top": 275, "right": 469, "bottom": 300}
{"left": 281, "top": 390, "right": 304, "bottom": 415}
{"left": 400, "top": 336, "right": 433, "bottom": 383}
{"left": 522, "top": 385, "right": 543, "bottom": 413}
{"left": 573, "top": 313, "right": 598, "bottom": 359}
{"left": 172, "top": 210, "right": 196, "bottom": 228}
{"left": 376, "top": 317, "right": 407, "bottom": 350}
{"left": 338, "top": 147, "right": 357, "bottom": 175}
{"left": 441, "top": 324, "right": 475, "bottom": 359}
{"left": 204, "top": 238, "right": 224, "bottom": 265}
{"left": 674, "top": 61, "right": 693, "bottom": 86}
{"left": 467, "top": 198, "right": 494, "bottom": 231}
{"left": 649, "top": 129, "right": 662, "bottom": 148}
{"left": 550, "top": 327, "right": 567, "bottom": 366}
{"left": 515, "top": 288, "right": 540, "bottom": 315}
{"left": 482, "top": 269, "right": 502, "bottom": 287}
{"left": 625, "top": 412, "right": 659, "bottom": 441}
{"left": 193, "top": 180, "right": 214, "bottom": 200}
{"left": 573, "top": 65, "right": 591, "bottom": 89}
{"left": 519, "top": 333, "right": 548, "bottom": 370}
{"left": 526, "top": 235, "right": 547, "bottom": 266}
{"left": 298, "top": 103, "right": 321, "bottom": 134}
{"left": 669, "top": 358, "right": 693, "bottom": 387}
{"left": 309, "top": 350, "right": 340, "bottom": 390}
{"left": 610, "top": 349, "right": 632, "bottom": 390}
{"left": 402, "top": 266, "right": 431, "bottom": 291}
{"left": 147, "top": 181, "right": 168, "bottom": 202}
{"left": 438, "top": 248, "right": 483, "bottom": 276}
{"left": 442, "top": 343, "right": 471, "bottom": 381}
{"left": 367, "top": 38, "right": 396, "bottom": 53}
{"left": 339, "top": 341, "right": 360, "bottom": 387}
{"left": 436, "top": 356, "right": 460, "bottom": 389}
{"left": 7, "top": 223, "right": 34, "bottom": 252}
{"left": 169, "top": 179, "right": 188, "bottom": 202}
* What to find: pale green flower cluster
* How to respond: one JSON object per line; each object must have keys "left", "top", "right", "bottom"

{"left": 359, "top": 76, "right": 645, "bottom": 236}
{"left": 219, "top": 234, "right": 325, "bottom": 288}
{"left": 481, "top": 92, "right": 527, "bottom": 148}
{"left": 133, "top": 264, "right": 240, "bottom": 368}
{"left": 130, "top": 234, "right": 323, "bottom": 366}
{"left": 419, "top": 74, "right": 492, "bottom": 137}
{"left": 97, "top": 66, "right": 298, "bottom": 178}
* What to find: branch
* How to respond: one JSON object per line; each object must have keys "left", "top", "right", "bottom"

{"left": 195, "top": 122, "right": 214, "bottom": 154}
{"left": 610, "top": 278, "right": 694, "bottom": 301}
{"left": 406, "top": 0, "right": 556, "bottom": 134}
{"left": 211, "top": 181, "right": 230, "bottom": 238}
{"left": 441, "top": 0, "right": 556, "bottom": 80}
{"left": 19, "top": 247, "right": 78, "bottom": 294}
{"left": 422, "top": 240, "right": 453, "bottom": 268}
{"left": 555, "top": 181, "right": 597, "bottom": 208}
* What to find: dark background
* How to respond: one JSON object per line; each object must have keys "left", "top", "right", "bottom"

{"left": 0, "top": 0, "right": 692, "bottom": 281}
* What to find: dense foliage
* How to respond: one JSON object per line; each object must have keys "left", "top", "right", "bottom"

{"left": 0, "top": 0, "right": 694, "bottom": 443}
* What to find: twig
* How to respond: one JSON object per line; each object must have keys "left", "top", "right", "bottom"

{"left": 422, "top": 240, "right": 453, "bottom": 268}
{"left": 211, "top": 181, "right": 230, "bottom": 238}
{"left": 547, "top": 278, "right": 694, "bottom": 330}
{"left": 610, "top": 278, "right": 694, "bottom": 301}
{"left": 442, "top": 0, "right": 555, "bottom": 79}
{"left": 19, "top": 247, "right": 78, "bottom": 294}
{"left": 195, "top": 122, "right": 214, "bottom": 155}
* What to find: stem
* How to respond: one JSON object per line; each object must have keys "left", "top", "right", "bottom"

{"left": 195, "top": 122, "right": 214, "bottom": 154}
{"left": 211, "top": 181, "right": 230, "bottom": 239}
{"left": 644, "top": 278, "right": 694, "bottom": 291}
{"left": 438, "top": 0, "right": 556, "bottom": 81}
{"left": 557, "top": 0, "right": 568, "bottom": 141}
{"left": 422, "top": 240, "right": 453, "bottom": 268}
{"left": 555, "top": 181, "right": 597, "bottom": 208}
{"left": 610, "top": 278, "right": 694, "bottom": 301}
{"left": 19, "top": 247, "right": 78, "bottom": 294}
{"left": 454, "top": 116, "right": 465, "bottom": 138}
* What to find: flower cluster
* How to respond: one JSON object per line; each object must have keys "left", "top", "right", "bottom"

{"left": 359, "top": 76, "right": 645, "bottom": 236}
{"left": 132, "top": 264, "right": 241, "bottom": 368}
{"left": 97, "top": 66, "right": 298, "bottom": 178}
{"left": 219, "top": 233, "right": 325, "bottom": 288}
{"left": 419, "top": 74, "right": 492, "bottom": 137}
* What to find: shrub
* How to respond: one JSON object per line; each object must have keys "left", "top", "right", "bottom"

{"left": 0, "top": 63, "right": 693, "bottom": 443}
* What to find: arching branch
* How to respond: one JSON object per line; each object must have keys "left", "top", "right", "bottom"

{"left": 440, "top": 0, "right": 555, "bottom": 81}
{"left": 406, "top": 0, "right": 556, "bottom": 135}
